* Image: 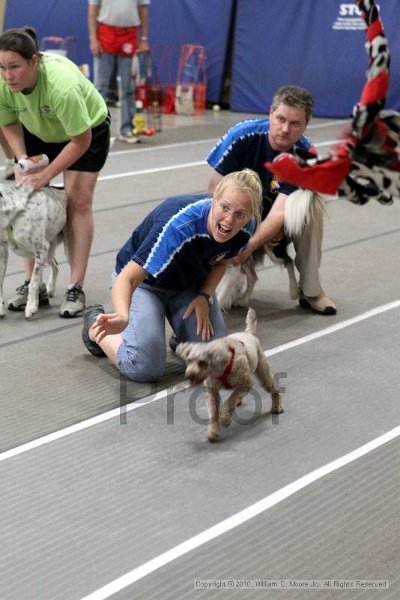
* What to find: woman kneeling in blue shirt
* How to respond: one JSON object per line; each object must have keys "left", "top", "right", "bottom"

{"left": 82, "top": 169, "right": 262, "bottom": 382}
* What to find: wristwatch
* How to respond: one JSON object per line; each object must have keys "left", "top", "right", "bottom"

{"left": 197, "top": 291, "right": 213, "bottom": 305}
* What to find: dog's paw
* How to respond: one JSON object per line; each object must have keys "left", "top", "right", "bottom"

{"left": 25, "top": 312, "right": 37, "bottom": 320}
{"left": 25, "top": 302, "right": 38, "bottom": 319}
{"left": 272, "top": 401, "right": 284, "bottom": 414}
{"left": 207, "top": 427, "right": 220, "bottom": 442}
{"left": 0, "top": 305, "right": 6, "bottom": 318}
{"left": 220, "top": 412, "right": 232, "bottom": 428}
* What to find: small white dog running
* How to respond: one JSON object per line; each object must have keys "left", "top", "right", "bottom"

{"left": 0, "top": 184, "right": 67, "bottom": 319}
{"left": 176, "top": 307, "right": 283, "bottom": 442}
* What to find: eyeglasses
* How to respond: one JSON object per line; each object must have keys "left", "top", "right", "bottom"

{"left": 216, "top": 202, "right": 249, "bottom": 222}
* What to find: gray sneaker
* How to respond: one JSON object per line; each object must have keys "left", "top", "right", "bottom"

{"left": 59, "top": 283, "right": 86, "bottom": 318}
{"left": 117, "top": 132, "right": 139, "bottom": 144}
{"left": 8, "top": 280, "right": 50, "bottom": 311}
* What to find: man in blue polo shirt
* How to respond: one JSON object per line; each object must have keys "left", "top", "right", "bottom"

{"left": 207, "top": 85, "right": 336, "bottom": 316}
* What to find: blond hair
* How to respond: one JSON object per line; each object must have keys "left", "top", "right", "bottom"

{"left": 213, "top": 169, "right": 263, "bottom": 225}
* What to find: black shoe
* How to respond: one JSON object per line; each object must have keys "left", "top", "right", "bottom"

{"left": 169, "top": 334, "right": 180, "bottom": 353}
{"left": 299, "top": 289, "right": 337, "bottom": 316}
{"left": 82, "top": 305, "right": 106, "bottom": 357}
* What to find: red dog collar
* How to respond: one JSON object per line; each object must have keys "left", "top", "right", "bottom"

{"left": 217, "top": 344, "right": 236, "bottom": 389}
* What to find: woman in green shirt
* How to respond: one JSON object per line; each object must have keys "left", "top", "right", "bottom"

{"left": 0, "top": 27, "right": 110, "bottom": 317}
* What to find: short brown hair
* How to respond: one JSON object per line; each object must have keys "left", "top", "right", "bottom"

{"left": 270, "top": 85, "right": 315, "bottom": 122}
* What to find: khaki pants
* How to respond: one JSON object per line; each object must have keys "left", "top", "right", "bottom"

{"left": 290, "top": 207, "right": 324, "bottom": 297}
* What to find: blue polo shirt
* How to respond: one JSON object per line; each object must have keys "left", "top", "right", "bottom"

{"left": 207, "top": 118, "right": 315, "bottom": 216}
{"left": 115, "top": 193, "right": 256, "bottom": 290}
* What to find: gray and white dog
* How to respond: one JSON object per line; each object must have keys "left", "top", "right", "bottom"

{"left": 0, "top": 184, "right": 67, "bottom": 319}
{"left": 176, "top": 307, "right": 283, "bottom": 442}
{"left": 216, "top": 189, "right": 325, "bottom": 311}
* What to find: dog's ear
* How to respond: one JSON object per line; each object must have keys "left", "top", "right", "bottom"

{"left": 175, "top": 342, "right": 193, "bottom": 361}
{"left": 204, "top": 341, "right": 231, "bottom": 372}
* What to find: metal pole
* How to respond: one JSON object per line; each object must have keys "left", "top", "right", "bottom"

{"left": 0, "top": 0, "right": 8, "bottom": 33}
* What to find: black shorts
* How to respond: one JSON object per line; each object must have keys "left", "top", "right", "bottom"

{"left": 22, "top": 113, "right": 111, "bottom": 172}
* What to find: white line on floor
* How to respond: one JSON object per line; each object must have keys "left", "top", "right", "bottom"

{"left": 309, "top": 118, "right": 349, "bottom": 129}
{"left": 1, "top": 299, "right": 398, "bottom": 465}
{"left": 267, "top": 299, "right": 400, "bottom": 356}
{"left": 110, "top": 138, "right": 217, "bottom": 156}
{"left": 98, "top": 139, "right": 338, "bottom": 182}
{"left": 98, "top": 160, "right": 206, "bottom": 181}
{"left": 108, "top": 119, "right": 348, "bottom": 157}
{"left": 80, "top": 424, "right": 400, "bottom": 600}
{"left": 0, "top": 120, "right": 346, "bottom": 174}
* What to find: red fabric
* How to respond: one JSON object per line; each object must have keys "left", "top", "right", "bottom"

{"left": 265, "top": 154, "right": 352, "bottom": 195}
{"left": 263, "top": 1, "right": 398, "bottom": 202}
{"left": 359, "top": 70, "right": 389, "bottom": 105}
{"left": 97, "top": 23, "right": 138, "bottom": 57}
{"left": 367, "top": 17, "right": 383, "bottom": 42}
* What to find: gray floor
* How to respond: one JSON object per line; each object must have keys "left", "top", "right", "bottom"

{"left": 0, "top": 108, "right": 399, "bottom": 600}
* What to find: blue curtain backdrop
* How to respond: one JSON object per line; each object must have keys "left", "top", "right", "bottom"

{"left": 3, "top": 0, "right": 233, "bottom": 104}
{"left": 231, "top": 0, "right": 400, "bottom": 116}
{"left": 4, "top": 0, "right": 86, "bottom": 67}
{"left": 145, "top": 0, "right": 234, "bottom": 102}
{"left": 4, "top": 0, "right": 400, "bottom": 116}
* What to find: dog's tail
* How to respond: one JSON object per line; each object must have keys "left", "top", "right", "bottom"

{"left": 284, "top": 189, "right": 326, "bottom": 237}
{"left": 245, "top": 307, "right": 257, "bottom": 335}
{"left": 61, "top": 226, "right": 69, "bottom": 256}
{"left": 43, "top": 186, "right": 68, "bottom": 257}
{"left": 216, "top": 265, "right": 247, "bottom": 312}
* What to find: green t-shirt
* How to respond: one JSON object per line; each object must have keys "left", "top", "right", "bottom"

{"left": 0, "top": 52, "right": 108, "bottom": 143}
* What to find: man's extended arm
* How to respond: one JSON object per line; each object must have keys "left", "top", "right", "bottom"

{"left": 207, "top": 169, "right": 223, "bottom": 193}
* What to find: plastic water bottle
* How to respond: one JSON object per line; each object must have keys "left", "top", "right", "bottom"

{"left": 133, "top": 100, "right": 146, "bottom": 135}
{"left": 18, "top": 154, "right": 49, "bottom": 172}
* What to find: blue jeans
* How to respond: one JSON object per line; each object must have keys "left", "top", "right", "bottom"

{"left": 112, "top": 277, "right": 228, "bottom": 382}
{"left": 94, "top": 53, "right": 135, "bottom": 135}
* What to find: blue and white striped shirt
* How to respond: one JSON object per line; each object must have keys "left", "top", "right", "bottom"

{"left": 207, "top": 118, "right": 314, "bottom": 216}
{"left": 115, "top": 193, "right": 256, "bottom": 290}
